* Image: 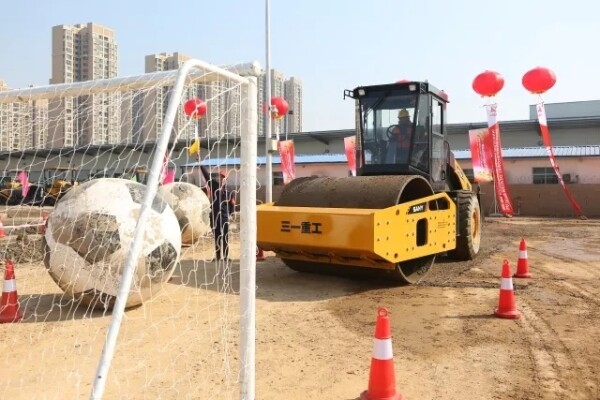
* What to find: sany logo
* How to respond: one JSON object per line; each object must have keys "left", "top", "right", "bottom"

{"left": 411, "top": 204, "right": 425, "bottom": 213}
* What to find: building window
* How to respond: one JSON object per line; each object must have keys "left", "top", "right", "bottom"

{"left": 532, "top": 167, "right": 558, "bottom": 184}
{"left": 462, "top": 168, "right": 475, "bottom": 183}
{"left": 273, "top": 172, "right": 284, "bottom": 186}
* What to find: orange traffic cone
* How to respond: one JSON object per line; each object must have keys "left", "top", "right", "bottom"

{"left": 494, "top": 260, "right": 520, "bottom": 319}
{"left": 0, "top": 260, "right": 23, "bottom": 323}
{"left": 360, "top": 307, "right": 403, "bottom": 400}
{"left": 256, "top": 247, "right": 266, "bottom": 262}
{"left": 513, "top": 238, "right": 532, "bottom": 278}
{"left": 0, "top": 216, "right": 5, "bottom": 238}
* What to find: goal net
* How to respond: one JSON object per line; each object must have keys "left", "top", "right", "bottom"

{"left": 0, "top": 59, "right": 259, "bottom": 399}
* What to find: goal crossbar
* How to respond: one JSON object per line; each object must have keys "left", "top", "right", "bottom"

{"left": 0, "top": 61, "right": 262, "bottom": 103}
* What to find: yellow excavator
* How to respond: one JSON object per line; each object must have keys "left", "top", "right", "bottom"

{"left": 0, "top": 169, "right": 30, "bottom": 205}
{"left": 24, "top": 167, "right": 79, "bottom": 206}
{"left": 256, "top": 81, "right": 481, "bottom": 284}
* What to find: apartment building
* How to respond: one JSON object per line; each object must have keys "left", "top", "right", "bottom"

{"left": 0, "top": 80, "right": 36, "bottom": 151}
{"left": 47, "top": 22, "right": 119, "bottom": 148}
{"left": 135, "top": 52, "right": 198, "bottom": 143}
{"left": 284, "top": 77, "right": 303, "bottom": 133}
{"left": 257, "top": 69, "right": 286, "bottom": 136}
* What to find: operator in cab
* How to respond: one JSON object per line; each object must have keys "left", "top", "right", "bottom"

{"left": 386, "top": 108, "right": 413, "bottom": 164}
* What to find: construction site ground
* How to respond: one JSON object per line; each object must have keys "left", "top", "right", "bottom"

{"left": 0, "top": 213, "right": 599, "bottom": 400}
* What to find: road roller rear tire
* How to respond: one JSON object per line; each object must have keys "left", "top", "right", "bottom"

{"left": 447, "top": 192, "right": 481, "bottom": 260}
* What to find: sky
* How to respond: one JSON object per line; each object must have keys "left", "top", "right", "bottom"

{"left": 1, "top": 0, "right": 600, "bottom": 132}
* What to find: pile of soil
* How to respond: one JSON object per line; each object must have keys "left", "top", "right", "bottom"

{"left": 0, "top": 234, "right": 46, "bottom": 264}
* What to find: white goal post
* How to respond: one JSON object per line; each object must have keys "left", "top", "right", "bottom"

{"left": 0, "top": 59, "right": 260, "bottom": 400}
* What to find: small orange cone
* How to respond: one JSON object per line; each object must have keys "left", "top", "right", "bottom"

{"left": 360, "top": 307, "right": 403, "bottom": 400}
{"left": 0, "top": 260, "right": 23, "bottom": 323}
{"left": 0, "top": 216, "right": 5, "bottom": 238}
{"left": 513, "top": 237, "right": 532, "bottom": 278}
{"left": 494, "top": 260, "right": 521, "bottom": 319}
{"left": 256, "top": 247, "right": 266, "bottom": 262}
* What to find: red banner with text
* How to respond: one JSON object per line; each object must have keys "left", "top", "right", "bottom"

{"left": 486, "top": 104, "right": 514, "bottom": 216}
{"left": 536, "top": 103, "right": 585, "bottom": 218}
{"left": 344, "top": 136, "right": 357, "bottom": 176}
{"left": 468, "top": 128, "right": 494, "bottom": 183}
{"left": 278, "top": 140, "right": 296, "bottom": 185}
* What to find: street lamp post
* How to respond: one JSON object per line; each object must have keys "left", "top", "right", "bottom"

{"left": 264, "top": 0, "right": 273, "bottom": 204}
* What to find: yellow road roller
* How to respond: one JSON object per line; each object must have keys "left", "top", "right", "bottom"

{"left": 256, "top": 81, "right": 481, "bottom": 284}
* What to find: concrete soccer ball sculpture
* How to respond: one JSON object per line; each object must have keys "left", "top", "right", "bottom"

{"left": 43, "top": 178, "right": 182, "bottom": 311}
{"left": 159, "top": 182, "right": 211, "bottom": 246}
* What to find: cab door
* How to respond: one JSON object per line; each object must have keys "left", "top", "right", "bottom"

{"left": 430, "top": 97, "right": 447, "bottom": 188}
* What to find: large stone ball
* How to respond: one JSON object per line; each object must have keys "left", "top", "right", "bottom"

{"left": 159, "top": 182, "right": 211, "bottom": 246}
{"left": 42, "top": 178, "right": 181, "bottom": 311}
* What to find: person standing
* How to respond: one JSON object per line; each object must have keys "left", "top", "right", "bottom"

{"left": 200, "top": 166, "right": 235, "bottom": 261}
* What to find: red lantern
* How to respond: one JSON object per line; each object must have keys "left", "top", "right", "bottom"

{"left": 183, "top": 98, "right": 207, "bottom": 120}
{"left": 522, "top": 67, "right": 556, "bottom": 94}
{"left": 271, "top": 97, "right": 289, "bottom": 120}
{"left": 472, "top": 70, "right": 505, "bottom": 97}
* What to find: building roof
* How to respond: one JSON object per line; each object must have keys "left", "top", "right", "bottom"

{"left": 447, "top": 116, "right": 600, "bottom": 134}
{"left": 181, "top": 145, "right": 600, "bottom": 167}
{"left": 452, "top": 145, "right": 600, "bottom": 159}
{"left": 182, "top": 153, "right": 350, "bottom": 167}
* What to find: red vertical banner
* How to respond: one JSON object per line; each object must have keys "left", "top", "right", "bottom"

{"left": 536, "top": 102, "right": 585, "bottom": 218}
{"left": 486, "top": 104, "right": 514, "bottom": 216}
{"left": 278, "top": 139, "right": 296, "bottom": 185}
{"left": 163, "top": 168, "right": 175, "bottom": 184}
{"left": 344, "top": 136, "right": 356, "bottom": 176}
{"left": 468, "top": 128, "right": 493, "bottom": 183}
{"left": 17, "top": 170, "right": 29, "bottom": 198}
{"left": 160, "top": 152, "right": 175, "bottom": 184}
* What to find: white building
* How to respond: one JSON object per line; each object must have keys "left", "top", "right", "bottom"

{"left": 284, "top": 77, "right": 303, "bottom": 133}
{"left": 258, "top": 69, "right": 286, "bottom": 136}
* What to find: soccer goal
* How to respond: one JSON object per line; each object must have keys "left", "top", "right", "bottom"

{"left": 0, "top": 59, "right": 259, "bottom": 399}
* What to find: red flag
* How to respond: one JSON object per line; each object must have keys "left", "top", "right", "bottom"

{"left": 536, "top": 102, "right": 585, "bottom": 219}
{"left": 468, "top": 128, "right": 493, "bottom": 183}
{"left": 344, "top": 136, "right": 357, "bottom": 176}
{"left": 17, "top": 170, "right": 29, "bottom": 198}
{"left": 486, "top": 104, "right": 514, "bottom": 216}
{"left": 278, "top": 140, "right": 296, "bottom": 185}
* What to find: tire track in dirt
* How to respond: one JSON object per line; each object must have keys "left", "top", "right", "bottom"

{"left": 510, "top": 303, "right": 592, "bottom": 399}
{"left": 514, "top": 302, "right": 593, "bottom": 400}
{"left": 518, "top": 243, "right": 600, "bottom": 399}
{"left": 527, "top": 245, "right": 600, "bottom": 309}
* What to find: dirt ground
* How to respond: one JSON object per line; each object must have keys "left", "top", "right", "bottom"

{"left": 0, "top": 216, "right": 599, "bottom": 400}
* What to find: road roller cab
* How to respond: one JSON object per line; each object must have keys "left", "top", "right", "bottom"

{"left": 348, "top": 82, "right": 452, "bottom": 187}
{"left": 256, "top": 81, "right": 481, "bottom": 284}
